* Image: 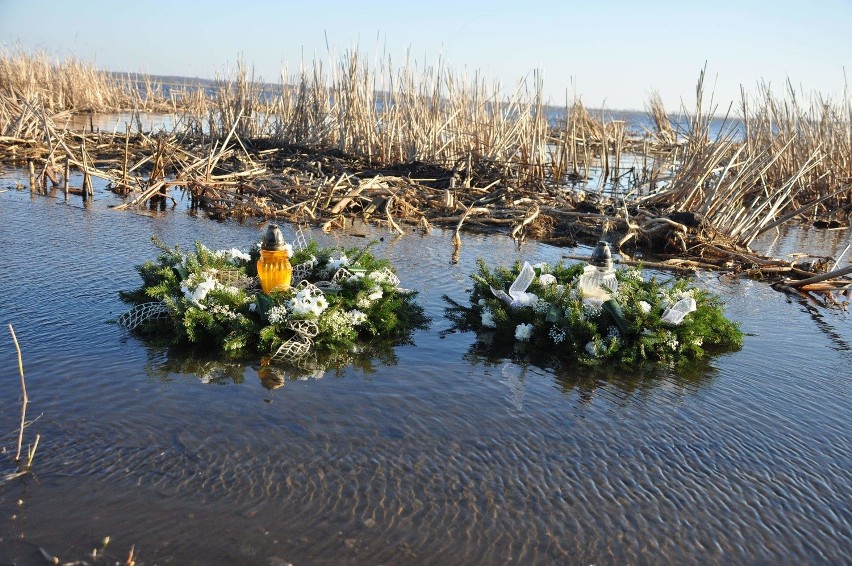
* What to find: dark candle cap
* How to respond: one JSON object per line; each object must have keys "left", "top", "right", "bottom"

{"left": 589, "top": 241, "right": 612, "bottom": 269}
{"left": 261, "top": 224, "right": 288, "bottom": 251}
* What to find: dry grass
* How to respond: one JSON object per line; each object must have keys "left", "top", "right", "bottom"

{"left": 2, "top": 48, "right": 850, "bottom": 252}
{"left": 635, "top": 68, "right": 850, "bottom": 248}
{"left": 0, "top": 49, "right": 172, "bottom": 113}
{"left": 0, "top": 49, "right": 655, "bottom": 199}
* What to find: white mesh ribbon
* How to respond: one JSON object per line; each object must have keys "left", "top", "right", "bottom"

{"left": 291, "top": 258, "right": 317, "bottom": 286}
{"left": 117, "top": 302, "right": 170, "bottom": 330}
{"left": 214, "top": 269, "right": 256, "bottom": 289}
{"left": 374, "top": 267, "right": 400, "bottom": 288}
{"left": 293, "top": 279, "right": 324, "bottom": 298}
{"left": 270, "top": 319, "right": 320, "bottom": 362}
{"left": 292, "top": 226, "right": 309, "bottom": 252}
{"left": 491, "top": 262, "right": 538, "bottom": 308}
{"left": 331, "top": 267, "right": 355, "bottom": 284}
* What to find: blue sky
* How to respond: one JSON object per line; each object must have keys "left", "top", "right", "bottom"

{"left": 1, "top": 0, "right": 849, "bottom": 111}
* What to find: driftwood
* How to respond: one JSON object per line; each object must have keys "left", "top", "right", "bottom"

{"left": 784, "top": 264, "right": 852, "bottom": 289}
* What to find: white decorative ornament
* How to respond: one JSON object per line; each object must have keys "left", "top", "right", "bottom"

{"left": 331, "top": 267, "right": 354, "bottom": 284}
{"left": 577, "top": 241, "right": 618, "bottom": 300}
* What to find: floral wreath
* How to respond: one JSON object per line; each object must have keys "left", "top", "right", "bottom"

{"left": 118, "top": 230, "right": 428, "bottom": 361}
{"left": 445, "top": 242, "right": 742, "bottom": 365}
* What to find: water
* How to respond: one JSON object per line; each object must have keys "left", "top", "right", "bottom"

{"left": 0, "top": 170, "right": 849, "bottom": 565}
{"left": 70, "top": 107, "right": 738, "bottom": 141}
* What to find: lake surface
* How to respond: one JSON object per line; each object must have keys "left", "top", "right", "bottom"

{"left": 0, "top": 170, "right": 849, "bottom": 565}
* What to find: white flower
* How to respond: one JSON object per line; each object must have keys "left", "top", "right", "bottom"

{"left": 367, "top": 287, "right": 384, "bottom": 302}
{"left": 549, "top": 326, "right": 566, "bottom": 344}
{"left": 538, "top": 274, "right": 557, "bottom": 287}
{"left": 249, "top": 302, "right": 257, "bottom": 312}
{"left": 639, "top": 300, "right": 652, "bottom": 313}
{"left": 368, "top": 268, "right": 399, "bottom": 287}
{"left": 514, "top": 323, "right": 534, "bottom": 342}
{"left": 324, "top": 309, "right": 355, "bottom": 339}
{"left": 267, "top": 305, "right": 289, "bottom": 324}
{"left": 584, "top": 341, "right": 600, "bottom": 357}
{"left": 289, "top": 298, "right": 315, "bottom": 317}
{"left": 287, "top": 298, "right": 309, "bottom": 316}
{"left": 621, "top": 268, "right": 643, "bottom": 282}
{"left": 180, "top": 273, "right": 218, "bottom": 308}
{"left": 225, "top": 247, "right": 251, "bottom": 263}
{"left": 328, "top": 255, "right": 350, "bottom": 271}
{"left": 286, "top": 287, "right": 329, "bottom": 318}
{"left": 510, "top": 292, "right": 538, "bottom": 309}
{"left": 581, "top": 297, "right": 604, "bottom": 319}
{"left": 533, "top": 300, "right": 551, "bottom": 315}
{"left": 663, "top": 331, "right": 679, "bottom": 350}
{"left": 210, "top": 303, "right": 238, "bottom": 320}
{"left": 481, "top": 309, "right": 497, "bottom": 328}
{"left": 348, "top": 309, "right": 367, "bottom": 326}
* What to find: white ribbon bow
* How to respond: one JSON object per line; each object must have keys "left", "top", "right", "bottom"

{"left": 491, "top": 262, "right": 539, "bottom": 308}
{"left": 661, "top": 297, "right": 697, "bottom": 325}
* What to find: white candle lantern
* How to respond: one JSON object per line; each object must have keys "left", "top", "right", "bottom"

{"left": 578, "top": 241, "right": 618, "bottom": 300}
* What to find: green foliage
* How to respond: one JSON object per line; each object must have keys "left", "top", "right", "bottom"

{"left": 446, "top": 259, "right": 742, "bottom": 366}
{"left": 120, "top": 236, "right": 428, "bottom": 359}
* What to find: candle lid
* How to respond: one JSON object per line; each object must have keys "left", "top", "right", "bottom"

{"left": 261, "top": 224, "right": 288, "bottom": 251}
{"left": 589, "top": 240, "right": 613, "bottom": 269}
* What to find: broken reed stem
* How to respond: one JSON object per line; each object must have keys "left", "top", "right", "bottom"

{"left": 123, "top": 123, "right": 130, "bottom": 186}
{"left": 786, "top": 263, "right": 852, "bottom": 288}
{"left": 27, "top": 434, "right": 40, "bottom": 469}
{"left": 9, "top": 324, "right": 27, "bottom": 465}
{"left": 385, "top": 195, "right": 405, "bottom": 235}
{"left": 64, "top": 158, "right": 70, "bottom": 200}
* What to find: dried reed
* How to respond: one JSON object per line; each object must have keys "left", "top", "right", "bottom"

{"left": 2, "top": 48, "right": 850, "bottom": 253}
{"left": 8, "top": 324, "right": 38, "bottom": 474}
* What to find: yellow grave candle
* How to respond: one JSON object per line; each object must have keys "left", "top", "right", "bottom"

{"left": 256, "top": 224, "right": 292, "bottom": 293}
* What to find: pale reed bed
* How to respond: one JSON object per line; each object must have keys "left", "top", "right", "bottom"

{"left": 2, "top": 48, "right": 850, "bottom": 285}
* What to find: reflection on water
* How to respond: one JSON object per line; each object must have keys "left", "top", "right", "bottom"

{"left": 461, "top": 338, "right": 718, "bottom": 412}
{"left": 0, "top": 168, "right": 850, "bottom": 565}
{"left": 143, "top": 339, "right": 404, "bottom": 388}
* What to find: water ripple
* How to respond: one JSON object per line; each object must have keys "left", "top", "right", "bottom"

{"left": 0, "top": 182, "right": 850, "bottom": 565}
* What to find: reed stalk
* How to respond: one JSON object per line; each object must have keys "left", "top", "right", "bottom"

{"left": 2, "top": 47, "right": 850, "bottom": 247}
{"left": 8, "top": 324, "right": 37, "bottom": 469}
